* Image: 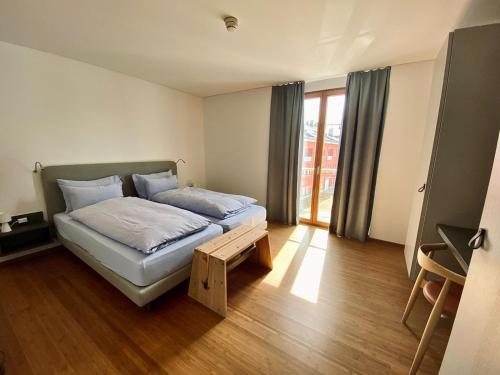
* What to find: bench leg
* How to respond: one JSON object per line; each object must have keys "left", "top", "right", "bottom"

{"left": 251, "top": 235, "right": 273, "bottom": 270}
{"left": 208, "top": 257, "right": 227, "bottom": 317}
{"left": 189, "top": 253, "right": 228, "bottom": 317}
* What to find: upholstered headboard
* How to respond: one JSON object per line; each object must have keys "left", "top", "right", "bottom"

{"left": 41, "top": 161, "right": 177, "bottom": 224}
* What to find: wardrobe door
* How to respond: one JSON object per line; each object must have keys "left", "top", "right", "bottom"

{"left": 405, "top": 23, "right": 500, "bottom": 278}
{"left": 418, "top": 23, "right": 500, "bottom": 274}
{"left": 403, "top": 36, "right": 452, "bottom": 275}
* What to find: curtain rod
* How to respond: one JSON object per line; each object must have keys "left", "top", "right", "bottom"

{"left": 274, "top": 80, "right": 304, "bottom": 87}
{"left": 350, "top": 66, "right": 390, "bottom": 74}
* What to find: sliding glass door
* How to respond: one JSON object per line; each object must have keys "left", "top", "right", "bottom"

{"left": 298, "top": 89, "right": 345, "bottom": 226}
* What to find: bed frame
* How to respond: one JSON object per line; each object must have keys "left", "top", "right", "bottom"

{"left": 41, "top": 160, "right": 191, "bottom": 307}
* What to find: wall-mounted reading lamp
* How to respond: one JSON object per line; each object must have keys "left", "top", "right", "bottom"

{"left": 175, "top": 159, "right": 193, "bottom": 187}
{"left": 33, "top": 161, "right": 44, "bottom": 173}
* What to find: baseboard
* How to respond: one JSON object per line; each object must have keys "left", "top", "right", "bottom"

{"left": 368, "top": 237, "right": 404, "bottom": 248}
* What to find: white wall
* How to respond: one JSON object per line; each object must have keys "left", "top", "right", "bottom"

{"left": 0, "top": 41, "right": 205, "bottom": 216}
{"left": 370, "top": 61, "right": 434, "bottom": 244}
{"left": 204, "top": 87, "right": 271, "bottom": 206}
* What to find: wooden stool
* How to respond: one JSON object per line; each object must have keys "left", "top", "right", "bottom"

{"left": 188, "top": 225, "right": 273, "bottom": 317}
{"left": 401, "top": 243, "right": 466, "bottom": 375}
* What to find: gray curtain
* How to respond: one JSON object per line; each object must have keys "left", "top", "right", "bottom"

{"left": 330, "top": 68, "right": 391, "bottom": 241}
{"left": 266, "top": 81, "right": 305, "bottom": 225}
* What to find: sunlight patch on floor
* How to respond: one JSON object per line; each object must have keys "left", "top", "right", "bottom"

{"left": 288, "top": 224, "right": 309, "bottom": 243}
{"left": 290, "top": 246, "right": 326, "bottom": 303}
{"left": 310, "top": 228, "right": 330, "bottom": 250}
{"left": 262, "top": 240, "right": 300, "bottom": 287}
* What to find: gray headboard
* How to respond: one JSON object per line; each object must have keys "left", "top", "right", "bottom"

{"left": 41, "top": 161, "right": 177, "bottom": 224}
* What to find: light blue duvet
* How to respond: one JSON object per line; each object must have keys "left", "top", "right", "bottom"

{"left": 151, "top": 187, "right": 257, "bottom": 219}
{"left": 69, "top": 197, "right": 210, "bottom": 254}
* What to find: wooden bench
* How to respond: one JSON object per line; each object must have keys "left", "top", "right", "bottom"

{"left": 188, "top": 225, "right": 273, "bottom": 317}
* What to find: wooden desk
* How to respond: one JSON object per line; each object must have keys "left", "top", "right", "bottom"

{"left": 436, "top": 224, "right": 476, "bottom": 273}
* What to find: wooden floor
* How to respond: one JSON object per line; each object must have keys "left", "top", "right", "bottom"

{"left": 0, "top": 224, "right": 452, "bottom": 374}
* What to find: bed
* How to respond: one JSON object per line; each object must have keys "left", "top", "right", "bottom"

{"left": 55, "top": 213, "right": 222, "bottom": 287}
{"left": 41, "top": 161, "right": 223, "bottom": 307}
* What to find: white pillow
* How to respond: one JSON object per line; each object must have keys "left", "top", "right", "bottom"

{"left": 132, "top": 170, "right": 172, "bottom": 198}
{"left": 57, "top": 175, "right": 121, "bottom": 212}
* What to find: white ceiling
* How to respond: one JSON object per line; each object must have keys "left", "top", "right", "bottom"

{"left": 0, "top": 0, "right": 473, "bottom": 97}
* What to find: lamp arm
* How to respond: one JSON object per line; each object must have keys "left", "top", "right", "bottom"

{"left": 33, "top": 161, "right": 44, "bottom": 173}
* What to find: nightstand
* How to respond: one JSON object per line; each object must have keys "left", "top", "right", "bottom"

{"left": 0, "top": 212, "right": 54, "bottom": 260}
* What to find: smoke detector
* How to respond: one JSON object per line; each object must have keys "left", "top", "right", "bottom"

{"left": 224, "top": 16, "right": 238, "bottom": 32}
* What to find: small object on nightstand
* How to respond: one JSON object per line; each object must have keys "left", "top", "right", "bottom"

{"left": 0, "top": 212, "right": 52, "bottom": 257}
{"left": 0, "top": 212, "right": 12, "bottom": 233}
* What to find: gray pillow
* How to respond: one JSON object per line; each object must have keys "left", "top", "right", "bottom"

{"left": 132, "top": 170, "right": 172, "bottom": 198}
{"left": 145, "top": 175, "right": 178, "bottom": 199}
{"left": 61, "top": 182, "right": 124, "bottom": 211}
{"left": 57, "top": 175, "right": 121, "bottom": 212}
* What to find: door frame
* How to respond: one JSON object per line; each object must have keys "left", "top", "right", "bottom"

{"left": 300, "top": 88, "right": 346, "bottom": 228}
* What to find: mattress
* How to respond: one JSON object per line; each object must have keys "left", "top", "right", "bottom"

{"left": 54, "top": 213, "right": 223, "bottom": 287}
{"left": 200, "top": 204, "right": 267, "bottom": 232}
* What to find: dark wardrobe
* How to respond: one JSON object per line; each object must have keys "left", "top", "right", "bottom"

{"left": 404, "top": 23, "right": 500, "bottom": 278}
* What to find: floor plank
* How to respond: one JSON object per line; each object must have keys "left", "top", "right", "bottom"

{"left": 0, "top": 223, "right": 452, "bottom": 374}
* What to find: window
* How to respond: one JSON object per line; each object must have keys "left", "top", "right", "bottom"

{"left": 304, "top": 148, "right": 313, "bottom": 162}
{"left": 327, "top": 148, "right": 333, "bottom": 161}
{"left": 298, "top": 89, "right": 346, "bottom": 225}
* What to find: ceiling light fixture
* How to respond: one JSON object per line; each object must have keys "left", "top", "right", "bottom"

{"left": 224, "top": 16, "right": 238, "bottom": 32}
